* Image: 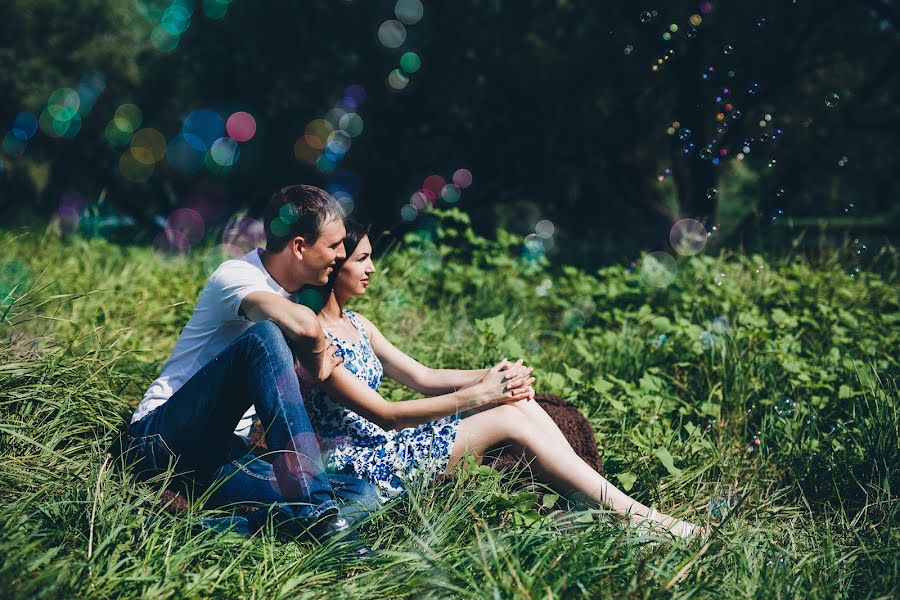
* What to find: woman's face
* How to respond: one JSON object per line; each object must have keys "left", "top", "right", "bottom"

{"left": 335, "top": 234, "right": 375, "bottom": 297}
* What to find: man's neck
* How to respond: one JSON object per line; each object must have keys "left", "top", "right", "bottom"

{"left": 260, "top": 249, "right": 301, "bottom": 294}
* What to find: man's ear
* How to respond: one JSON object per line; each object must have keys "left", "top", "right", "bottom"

{"left": 291, "top": 235, "right": 306, "bottom": 257}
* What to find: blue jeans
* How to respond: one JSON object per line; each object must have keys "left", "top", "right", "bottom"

{"left": 126, "top": 320, "right": 381, "bottom": 528}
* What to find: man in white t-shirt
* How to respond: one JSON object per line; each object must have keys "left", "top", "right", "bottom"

{"left": 125, "top": 184, "right": 378, "bottom": 555}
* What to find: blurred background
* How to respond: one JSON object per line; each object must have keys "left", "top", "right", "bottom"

{"left": 1, "top": 0, "right": 897, "bottom": 266}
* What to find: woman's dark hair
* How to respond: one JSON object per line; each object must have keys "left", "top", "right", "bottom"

{"left": 335, "top": 219, "right": 372, "bottom": 272}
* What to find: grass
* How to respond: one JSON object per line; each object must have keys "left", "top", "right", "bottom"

{"left": 1, "top": 213, "right": 898, "bottom": 599}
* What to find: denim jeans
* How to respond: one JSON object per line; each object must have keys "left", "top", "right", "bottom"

{"left": 126, "top": 320, "right": 381, "bottom": 528}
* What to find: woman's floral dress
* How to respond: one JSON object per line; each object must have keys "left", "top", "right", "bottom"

{"left": 304, "top": 310, "right": 460, "bottom": 502}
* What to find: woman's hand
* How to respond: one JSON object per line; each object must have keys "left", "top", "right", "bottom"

{"left": 466, "top": 360, "right": 536, "bottom": 409}
{"left": 494, "top": 358, "right": 536, "bottom": 400}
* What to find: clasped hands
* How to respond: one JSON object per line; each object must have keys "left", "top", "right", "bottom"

{"left": 467, "top": 358, "right": 536, "bottom": 409}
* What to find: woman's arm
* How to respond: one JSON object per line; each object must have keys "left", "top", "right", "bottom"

{"left": 353, "top": 313, "right": 531, "bottom": 396}
{"left": 318, "top": 360, "right": 534, "bottom": 431}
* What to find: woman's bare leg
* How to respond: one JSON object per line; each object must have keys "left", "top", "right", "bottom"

{"left": 445, "top": 404, "right": 700, "bottom": 538}
{"left": 513, "top": 399, "right": 578, "bottom": 455}
{"left": 460, "top": 399, "right": 577, "bottom": 454}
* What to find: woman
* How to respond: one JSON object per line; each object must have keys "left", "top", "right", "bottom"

{"left": 305, "top": 221, "right": 704, "bottom": 540}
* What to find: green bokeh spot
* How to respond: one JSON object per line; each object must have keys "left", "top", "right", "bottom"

{"left": 400, "top": 52, "right": 421, "bottom": 73}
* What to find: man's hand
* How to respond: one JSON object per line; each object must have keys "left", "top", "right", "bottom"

{"left": 296, "top": 338, "right": 342, "bottom": 383}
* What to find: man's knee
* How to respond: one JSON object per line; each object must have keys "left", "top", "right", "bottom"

{"left": 247, "top": 320, "right": 292, "bottom": 360}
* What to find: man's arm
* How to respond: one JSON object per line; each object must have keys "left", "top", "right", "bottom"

{"left": 240, "top": 291, "right": 339, "bottom": 381}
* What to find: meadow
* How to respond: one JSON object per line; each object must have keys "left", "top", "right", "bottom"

{"left": 1, "top": 211, "right": 898, "bottom": 599}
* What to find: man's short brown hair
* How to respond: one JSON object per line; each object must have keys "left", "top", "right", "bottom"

{"left": 263, "top": 184, "right": 345, "bottom": 252}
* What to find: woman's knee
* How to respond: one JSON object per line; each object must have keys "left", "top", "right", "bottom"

{"left": 483, "top": 404, "right": 538, "bottom": 445}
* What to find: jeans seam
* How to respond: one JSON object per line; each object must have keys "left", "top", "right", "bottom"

{"left": 254, "top": 328, "right": 315, "bottom": 500}
{"left": 150, "top": 433, "right": 177, "bottom": 459}
{"left": 230, "top": 459, "right": 278, "bottom": 481}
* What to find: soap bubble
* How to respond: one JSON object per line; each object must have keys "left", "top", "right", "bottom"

{"left": 209, "top": 137, "right": 240, "bottom": 167}
{"left": 394, "top": 0, "right": 423, "bottom": 25}
{"left": 699, "top": 147, "right": 713, "bottom": 160}
{"left": 165, "top": 207, "right": 205, "bottom": 250}
{"left": 400, "top": 51, "right": 422, "bottom": 73}
{"left": 774, "top": 396, "right": 796, "bottom": 418}
{"left": 535, "top": 219, "right": 555, "bottom": 238}
{"left": 711, "top": 316, "right": 729, "bottom": 333}
{"left": 825, "top": 92, "right": 840, "bottom": 108}
{"left": 677, "top": 127, "right": 692, "bottom": 140}
{"left": 748, "top": 82, "right": 760, "bottom": 95}
{"left": 225, "top": 112, "right": 256, "bottom": 142}
{"left": 524, "top": 233, "right": 544, "bottom": 253}
{"left": 378, "top": 20, "right": 406, "bottom": 48}
{"left": 669, "top": 219, "right": 708, "bottom": 256}
{"left": 708, "top": 494, "right": 733, "bottom": 522}
{"left": 640, "top": 251, "right": 677, "bottom": 287}
{"left": 640, "top": 11, "right": 652, "bottom": 23}
{"left": 400, "top": 204, "right": 417, "bottom": 222}
{"left": 441, "top": 184, "right": 460, "bottom": 203}
{"left": 419, "top": 248, "right": 442, "bottom": 272}
{"left": 452, "top": 168, "right": 473, "bottom": 188}
{"left": 338, "top": 113, "right": 364, "bottom": 137}
{"left": 706, "top": 187, "right": 718, "bottom": 200}
{"left": 222, "top": 216, "right": 265, "bottom": 256}
{"left": 722, "top": 44, "right": 734, "bottom": 54}
{"left": 387, "top": 69, "right": 409, "bottom": 91}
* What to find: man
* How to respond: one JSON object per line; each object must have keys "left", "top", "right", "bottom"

{"left": 126, "top": 184, "right": 379, "bottom": 555}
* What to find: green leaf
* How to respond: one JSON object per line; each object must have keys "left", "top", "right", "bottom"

{"left": 608, "top": 397, "right": 627, "bottom": 412}
{"left": 650, "top": 316, "right": 671, "bottom": 330}
{"left": 615, "top": 472, "right": 637, "bottom": 491}
{"left": 639, "top": 373, "right": 663, "bottom": 392}
{"left": 592, "top": 376, "right": 614, "bottom": 394}
{"left": 500, "top": 338, "right": 525, "bottom": 358}
{"left": 654, "top": 447, "right": 683, "bottom": 477}
{"left": 475, "top": 314, "right": 506, "bottom": 337}
{"left": 541, "top": 493, "right": 560, "bottom": 509}
{"left": 545, "top": 372, "right": 567, "bottom": 391}
{"left": 564, "top": 364, "right": 583, "bottom": 384}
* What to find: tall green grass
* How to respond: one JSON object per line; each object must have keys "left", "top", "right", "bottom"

{"left": 1, "top": 215, "right": 897, "bottom": 598}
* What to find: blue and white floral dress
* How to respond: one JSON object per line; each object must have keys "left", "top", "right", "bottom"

{"left": 304, "top": 310, "right": 460, "bottom": 502}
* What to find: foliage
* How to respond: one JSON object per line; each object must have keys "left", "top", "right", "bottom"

{"left": 0, "top": 218, "right": 898, "bottom": 597}
{"left": 2, "top": 0, "right": 899, "bottom": 259}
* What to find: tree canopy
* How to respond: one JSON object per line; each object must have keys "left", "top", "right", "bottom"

{"left": 2, "top": 0, "right": 898, "bottom": 262}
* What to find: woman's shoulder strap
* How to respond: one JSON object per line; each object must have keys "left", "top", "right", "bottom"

{"left": 344, "top": 310, "right": 369, "bottom": 340}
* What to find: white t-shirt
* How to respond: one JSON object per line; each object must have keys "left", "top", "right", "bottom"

{"left": 132, "top": 248, "right": 294, "bottom": 437}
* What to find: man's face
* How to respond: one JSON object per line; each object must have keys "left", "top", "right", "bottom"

{"left": 299, "top": 218, "right": 346, "bottom": 285}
